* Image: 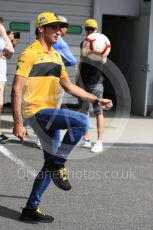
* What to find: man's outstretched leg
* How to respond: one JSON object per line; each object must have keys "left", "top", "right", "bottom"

{"left": 20, "top": 109, "right": 90, "bottom": 222}
{"left": 19, "top": 148, "right": 59, "bottom": 223}
{"left": 29, "top": 108, "right": 90, "bottom": 191}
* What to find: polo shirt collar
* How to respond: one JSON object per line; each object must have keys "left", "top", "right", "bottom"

{"left": 34, "top": 39, "right": 53, "bottom": 53}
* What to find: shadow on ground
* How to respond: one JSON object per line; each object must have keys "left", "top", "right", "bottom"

{"left": 0, "top": 205, "right": 21, "bottom": 221}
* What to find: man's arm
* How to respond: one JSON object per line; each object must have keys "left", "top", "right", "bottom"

{"left": 5, "top": 31, "right": 19, "bottom": 59}
{"left": 0, "top": 51, "right": 4, "bottom": 58}
{"left": 53, "top": 37, "right": 77, "bottom": 66}
{"left": 60, "top": 77, "right": 113, "bottom": 109}
{"left": 61, "top": 45, "right": 77, "bottom": 66}
{"left": 0, "top": 23, "right": 14, "bottom": 54}
{"left": 11, "top": 75, "right": 26, "bottom": 142}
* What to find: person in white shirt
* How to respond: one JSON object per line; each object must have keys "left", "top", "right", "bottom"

{"left": 0, "top": 17, "right": 14, "bottom": 53}
{"left": 0, "top": 17, "right": 15, "bottom": 143}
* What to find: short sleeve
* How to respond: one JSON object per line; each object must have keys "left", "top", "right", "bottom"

{"left": 16, "top": 49, "right": 33, "bottom": 78}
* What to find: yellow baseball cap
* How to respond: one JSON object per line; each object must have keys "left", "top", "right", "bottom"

{"left": 35, "top": 12, "right": 62, "bottom": 28}
{"left": 84, "top": 19, "right": 98, "bottom": 29}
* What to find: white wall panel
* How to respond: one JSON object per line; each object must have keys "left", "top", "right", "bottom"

{"left": 101, "top": 0, "right": 139, "bottom": 16}
{"left": 0, "top": 0, "right": 91, "bottom": 20}
{"left": 93, "top": 0, "right": 139, "bottom": 31}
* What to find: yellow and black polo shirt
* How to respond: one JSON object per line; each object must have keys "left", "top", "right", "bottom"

{"left": 16, "top": 39, "right": 68, "bottom": 118}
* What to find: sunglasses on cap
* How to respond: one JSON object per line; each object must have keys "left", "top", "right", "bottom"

{"left": 85, "top": 27, "right": 95, "bottom": 31}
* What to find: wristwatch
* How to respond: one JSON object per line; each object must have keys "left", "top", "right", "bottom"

{"left": 93, "top": 98, "right": 100, "bottom": 105}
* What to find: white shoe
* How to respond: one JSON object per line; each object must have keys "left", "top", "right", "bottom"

{"left": 91, "top": 141, "right": 103, "bottom": 153}
{"left": 78, "top": 138, "right": 92, "bottom": 148}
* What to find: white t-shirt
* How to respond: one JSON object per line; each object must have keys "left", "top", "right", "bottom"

{"left": 0, "top": 36, "right": 5, "bottom": 51}
{"left": 0, "top": 39, "right": 5, "bottom": 51}
{"left": 0, "top": 37, "right": 7, "bottom": 81}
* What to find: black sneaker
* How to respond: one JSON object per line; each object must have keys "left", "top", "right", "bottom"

{"left": 19, "top": 207, "right": 54, "bottom": 223}
{"left": 0, "top": 132, "right": 11, "bottom": 143}
{"left": 47, "top": 163, "right": 71, "bottom": 191}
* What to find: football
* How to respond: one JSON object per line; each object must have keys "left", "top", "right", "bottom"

{"left": 82, "top": 32, "right": 111, "bottom": 63}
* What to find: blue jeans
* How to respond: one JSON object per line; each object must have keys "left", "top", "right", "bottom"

{"left": 25, "top": 108, "right": 90, "bottom": 208}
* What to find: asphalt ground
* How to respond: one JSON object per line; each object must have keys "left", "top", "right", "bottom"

{"left": 0, "top": 110, "right": 153, "bottom": 229}
{"left": 1, "top": 141, "right": 153, "bottom": 230}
